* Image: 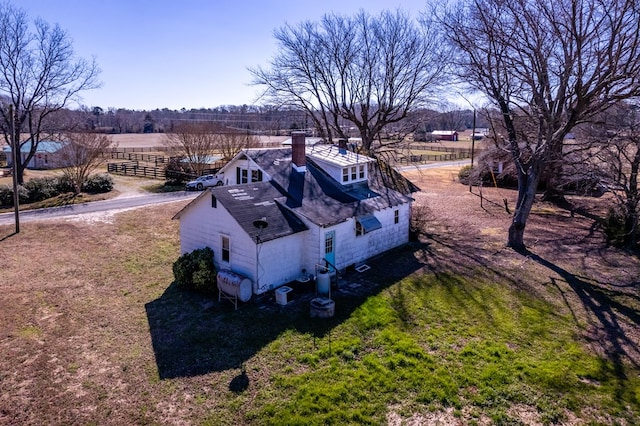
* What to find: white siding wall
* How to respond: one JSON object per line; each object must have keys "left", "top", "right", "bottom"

{"left": 179, "top": 192, "right": 256, "bottom": 290}
{"left": 222, "top": 156, "right": 270, "bottom": 185}
{"left": 178, "top": 194, "right": 219, "bottom": 255}
{"left": 179, "top": 192, "right": 412, "bottom": 295}
{"left": 295, "top": 202, "right": 411, "bottom": 274}
{"left": 255, "top": 234, "right": 306, "bottom": 293}
{"left": 313, "top": 160, "right": 342, "bottom": 184}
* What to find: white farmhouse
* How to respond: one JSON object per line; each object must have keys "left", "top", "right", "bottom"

{"left": 173, "top": 132, "right": 417, "bottom": 296}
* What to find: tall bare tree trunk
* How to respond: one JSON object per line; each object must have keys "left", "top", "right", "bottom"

{"left": 507, "top": 163, "right": 541, "bottom": 251}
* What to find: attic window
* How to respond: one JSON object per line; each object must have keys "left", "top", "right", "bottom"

{"left": 341, "top": 164, "right": 367, "bottom": 184}
{"left": 355, "top": 215, "right": 382, "bottom": 236}
{"left": 237, "top": 167, "right": 263, "bottom": 184}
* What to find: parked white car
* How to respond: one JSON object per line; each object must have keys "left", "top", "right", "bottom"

{"left": 185, "top": 174, "right": 224, "bottom": 190}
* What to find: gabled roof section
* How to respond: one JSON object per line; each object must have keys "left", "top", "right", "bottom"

{"left": 306, "top": 144, "right": 374, "bottom": 168}
{"left": 240, "top": 147, "right": 413, "bottom": 228}
{"left": 211, "top": 181, "right": 308, "bottom": 243}
{"left": 284, "top": 158, "right": 411, "bottom": 227}
{"left": 176, "top": 145, "right": 417, "bottom": 232}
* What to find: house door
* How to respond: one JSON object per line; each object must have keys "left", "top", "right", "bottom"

{"left": 324, "top": 230, "right": 335, "bottom": 271}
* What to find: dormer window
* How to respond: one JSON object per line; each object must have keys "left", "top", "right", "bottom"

{"left": 307, "top": 144, "right": 372, "bottom": 185}
{"left": 341, "top": 164, "right": 367, "bottom": 184}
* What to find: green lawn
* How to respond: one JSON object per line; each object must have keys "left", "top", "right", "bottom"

{"left": 199, "top": 273, "right": 636, "bottom": 425}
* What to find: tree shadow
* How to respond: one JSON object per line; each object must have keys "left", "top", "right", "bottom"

{"left": 525, "top": 249, "right": 640, "bottom": 379}
{"left": 144, "top": 243, "right": 432, "bottom": 380}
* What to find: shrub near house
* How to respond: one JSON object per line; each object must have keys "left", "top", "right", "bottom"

{"left": 172, "top": 247, "right": 217, "bottom": 293}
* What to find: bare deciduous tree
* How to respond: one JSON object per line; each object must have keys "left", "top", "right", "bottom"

{"left": 0, "top": 2, "right": 101, "bottom": 184}
{"left": 438, "top": 0, "right": 640, "bottom": 250}
{"left": 580, "top": 102, "right": 640, "bottom": 248}
{"left": 58, "top": 132, "right": 113, "bottom": 194}
{"left": 164, "top": 122, "right": 259, "bottom": 176}
{"left": 250, "top": 9, "right": 449, "bottom": 153}
{"left": 214, "top": 131, "right": 259, "bottom": 161}
{"left": 164, "top": 121, "right": 219, "bottom": 177}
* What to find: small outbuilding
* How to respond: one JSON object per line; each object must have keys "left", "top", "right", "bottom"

{"left": 3, "top": 140, "right": 69, "bottom": 169}
{"left": 431, "top": 130, "right": 459, "bottom": 141}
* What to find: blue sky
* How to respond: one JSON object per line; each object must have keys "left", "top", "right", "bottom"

{"left": 18, "top": 1, "right": 428, "bottom": 111}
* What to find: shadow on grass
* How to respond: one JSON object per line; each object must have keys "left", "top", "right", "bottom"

{"left": 527, "top": 250, "right": 640, "bottom": 402}
{"left": 145, "top": 243, "right": 431, "bottom": 380}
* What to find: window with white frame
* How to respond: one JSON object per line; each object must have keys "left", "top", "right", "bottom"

{"left": 341, "top": 164, "right": 367, "bottom": 184}
{"left": 221, "top": 236, "right": 230, "bottom": 262}
{"left": 236, "top": 167, "right": 263, "bottom": 184}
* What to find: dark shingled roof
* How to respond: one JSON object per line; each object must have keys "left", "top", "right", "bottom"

{"left": 179, "top": 147, "right": 417, "bottom": 242}
{"left": 210, "top": 181, "right": 308, "bottom": 243}
{"left": 243, "top": 148, "right": 414, "bottom": 228}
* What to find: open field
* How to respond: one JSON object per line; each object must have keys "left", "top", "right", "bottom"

{"left": 106, "top": 134, "right": 289, "bottom": 149}
{"left": 1, "top": 165, "right": 639, "bottom": 424}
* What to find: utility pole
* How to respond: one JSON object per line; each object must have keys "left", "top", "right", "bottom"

{"left": 470, "top": 107, "right": 476, "bottom": 168}
{"left": 10, "top": 104, "right": 19, "bottom": 233}
{"left": 459, "top": 93, "right": 477, "bottom": 192}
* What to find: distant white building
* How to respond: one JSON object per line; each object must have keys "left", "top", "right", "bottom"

{"left": 173, "top": 133, "right": 418, "bottom": 296}
{"left": 431, "top": 130, "right": 459, "bottom": 141}
{"left": 3, "top": 140, "right": 70, "bottom": 169}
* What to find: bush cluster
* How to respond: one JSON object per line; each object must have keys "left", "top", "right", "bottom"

{"left": 603, "top": 206, "right": 639, "bottom": 248}
{"left": 165, "top": 157, "right": 195, "bottom": 185}
{"left": 457, "top": 165, "right": 473, "bottom": 184}
{"left": 0, "top": 173, "right": 114, "bottom": 207}
{"left": 83, "top": 173, "right": 114, "bottom": 193}
{"left": 172, "top": 247, "right": 217, "bottom": 293}
{"left": 0, "top": 184, "right": 29, "bottom": 206}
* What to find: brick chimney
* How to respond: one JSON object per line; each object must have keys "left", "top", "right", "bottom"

{"left": 338, "top": 138, "right": 348, "bottom": 154}
{"left": 291, "top": 131, "right": 306, "bottom": 172}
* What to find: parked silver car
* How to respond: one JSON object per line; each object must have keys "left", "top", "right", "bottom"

{"left": 185, "top": 174, "right": 224, "bottom": 190}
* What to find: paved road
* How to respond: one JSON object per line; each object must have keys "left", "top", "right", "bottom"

{"left": 0, "top": 191, "right": 199, "bottom": 226}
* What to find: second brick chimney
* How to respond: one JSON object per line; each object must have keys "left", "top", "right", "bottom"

{"left": 338, "top": 138, "right": 348, "bottom": 154}
{"left": 291, "top": 131, "right": 306, "bottom": 172}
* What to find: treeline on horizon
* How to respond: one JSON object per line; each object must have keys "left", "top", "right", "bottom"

{"left": 67, "top": 104, "right": 489, "bottom": 137}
